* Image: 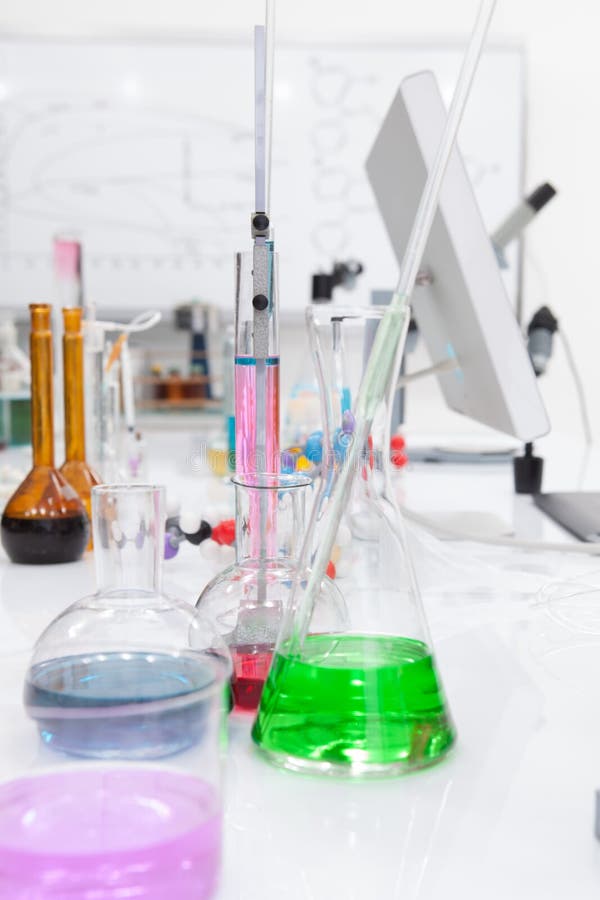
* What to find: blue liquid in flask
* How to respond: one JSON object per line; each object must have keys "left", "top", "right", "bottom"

{"left": 24, "top": 651, "right": 216, "bottom": 759}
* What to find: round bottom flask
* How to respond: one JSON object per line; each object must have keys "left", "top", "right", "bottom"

{"left": 24, "top": 484, "right": 231, "bottom": 760}
{"left": 197, "top": 474, "right": 345, "bottom": 713}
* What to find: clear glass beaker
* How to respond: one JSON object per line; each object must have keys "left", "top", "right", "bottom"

{"left": 1, "top": 304, "right": 89, "bottom": 564}
{"left": 197, "top": 473, "right": 345, "bottom": 714}
{"left": 0, "top": 759, "right": 224, "bottom": 899}
{"left": 252, "top": 306, "right": 455, "bottom": 777}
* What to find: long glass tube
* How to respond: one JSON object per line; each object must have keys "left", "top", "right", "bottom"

{"left": 63, "top": 309, "right": 86, "bottom": 463}
{"left": 234, "top": 249, "right": 279, "bottom": 564}
{"left": 60, "top": 308, "right": 101, "bottom": 539}
{"left": 30, "top": 305, "right": 54, "bottom": 469}
{"left": 287, "top": 0, "right": 498, "bottom": 649}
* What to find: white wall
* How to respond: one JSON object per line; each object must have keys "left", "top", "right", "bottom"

{"left": 2, "top": 0, "right": 600, "bottom": 440}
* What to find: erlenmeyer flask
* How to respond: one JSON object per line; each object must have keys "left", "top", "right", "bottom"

{"left": 24, "top": 483, "right": 231, "bottom": 760}
{"left": 1, "top": 304, "right": 89, "bottom": 564}
{"left": 197, "top": 474, "right": 345, "bottom": 713}
{"left": 60, "top": 307, "right": 101, "bottom": 541}
{"left": 253, "top": 306, "right": 455, "bottom": 776}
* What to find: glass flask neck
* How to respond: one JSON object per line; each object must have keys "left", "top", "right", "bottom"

{"left": 92, "top": 485, "right": 165, "bottom": 594}
{"left": 233, "top": 475, "right": 309, "bottom": 564}
{"left": 63, "top": 308, "right": 86, "bottom": 463}
{"left": 309, "top": 307, "right": 396, "bottom": 483}
{"left": 29, "top": 304, "right": 55, "bottom": 469}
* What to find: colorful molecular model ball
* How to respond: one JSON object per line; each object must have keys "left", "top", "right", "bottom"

{"left": 164, "top": 506, "right": 235, "bottom": 563}
{"left": 282, "top": 428, "right": 408, "bottom": 476}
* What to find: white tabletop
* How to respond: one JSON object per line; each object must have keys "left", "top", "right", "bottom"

{"left": 1, "top": 430, "right": 600, "bottom": 899}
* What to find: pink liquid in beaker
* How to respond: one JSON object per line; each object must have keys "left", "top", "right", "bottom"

{"left": 0, "top": 768, "right": 221, "bottom": 898}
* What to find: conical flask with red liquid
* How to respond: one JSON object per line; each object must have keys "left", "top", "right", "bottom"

{"left": 1, "top": 304, "right": 89, "bottom": 564}
{"left": 252, "top": 305, "right": 455, "bottom": 776}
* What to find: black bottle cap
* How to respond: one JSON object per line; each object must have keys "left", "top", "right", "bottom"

{"left": 526, "top": 182, "right": 557, "bottom": 212}
{"left": 527, "top": 305, "right": 558, "bottom": 335}
{"left": 513, "top": 446, "right": 544, "bottom": 494}
{"left": 312, "top": 274, "right": 334, "bottom": 303}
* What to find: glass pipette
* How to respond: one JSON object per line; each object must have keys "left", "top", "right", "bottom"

{"left": 286, "top": 0, "right": 499, "bottom": 649}
{"left": 235, "top": 3, "right": 279, "bottom": 590}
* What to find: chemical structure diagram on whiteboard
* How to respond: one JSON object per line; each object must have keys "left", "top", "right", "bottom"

{"left": 0, "top": 38, "right": 522, "bottom": 311}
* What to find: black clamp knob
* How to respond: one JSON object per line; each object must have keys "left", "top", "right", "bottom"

{"left": 252, "top": 294, "right": 269, "bottom": 311}
{"left": 251, "top": 212, "right": 270, "bottom": 237}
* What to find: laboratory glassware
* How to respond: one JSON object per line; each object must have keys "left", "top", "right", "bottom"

{"left": 83, "top": 301, "right": 105, "bottom": 475}
{"left": 0, "top": 304, "right": 89, "bottom": 564}
{"left": 24, "top": 483, "right": 231, "bottom": 760}
{"left": 252, "top": 307, "right": 455, "bottom": 776}
{"left": 100, "top": 337, "right": 123, "bottom": 481}
{"left": 60, "top": 307, "right": 101, "bottom": 534}
{"left": 223, "top": 324, "right": 235, "bottom": 469}
{"left": 8, "top": 480, "right": 229, "bottom": 899}
{"left": 273, "top": 0, "right": 498, "bottom": 707}
{"left": 197, "top": 473, "right": 344, "bottom": 713}
{"left": 0, "top": 758, "right": 225, "bottom": 899}
{"left": 234, "top": 249, "right": 279, "bottom": 477}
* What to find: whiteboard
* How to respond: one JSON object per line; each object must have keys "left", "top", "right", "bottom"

{"left": 0, "top": 36, "right": 524, "bottom": 314}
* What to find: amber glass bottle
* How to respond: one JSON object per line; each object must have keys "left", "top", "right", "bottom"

{"left": 60, "top": 307, "right": 101, "bottom": 541}
{"left": 0, "top": 304, "right": 89, "bottom": 564}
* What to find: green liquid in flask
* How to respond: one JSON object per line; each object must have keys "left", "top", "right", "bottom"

{"left": 252, "top": 634, "right": 455, "bottom": 775}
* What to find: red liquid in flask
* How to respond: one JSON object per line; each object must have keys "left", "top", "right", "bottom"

{"left": 231, "top": 645, "right": 273, "bottom": 712}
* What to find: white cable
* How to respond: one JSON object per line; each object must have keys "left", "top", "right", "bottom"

{"left": 559, "top": 328, "right": 593, "bottom": 446}
{"left": 403, "top": 506, "right": 600, "bottom": 555}
{"left": 97, "top": 311, "right": 162, "bottom": 334}
{"left": 397, "top": 358, "right": 458, "bottom": 388}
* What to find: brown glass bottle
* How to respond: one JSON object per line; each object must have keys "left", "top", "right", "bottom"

{"left": 59, "top": 307, "right": 101, "bottom": 546}
{"left": 1, "top": 304, "right": 89, "bottom": 564}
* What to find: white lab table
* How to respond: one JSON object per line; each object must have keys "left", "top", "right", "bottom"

{"left": 1, "top": 430, "right": 600, "bottom": 899}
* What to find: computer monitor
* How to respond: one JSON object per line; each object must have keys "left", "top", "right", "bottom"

{"left": 365, "top": 70, "right": 550, "bottom": 443}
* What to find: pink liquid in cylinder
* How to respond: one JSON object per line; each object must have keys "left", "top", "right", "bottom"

{"left": 0, "top": 769, "right": 221, "bottom": 899}
{"left": 235, "top": 356, "right": 280, "bottom": 474}
{"left": 235, "top": 356, "right": 280, "bottom": 557}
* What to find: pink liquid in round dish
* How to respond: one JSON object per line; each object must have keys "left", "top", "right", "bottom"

{"left": 0, "top": 768, "right": 221, "bottom": 898}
